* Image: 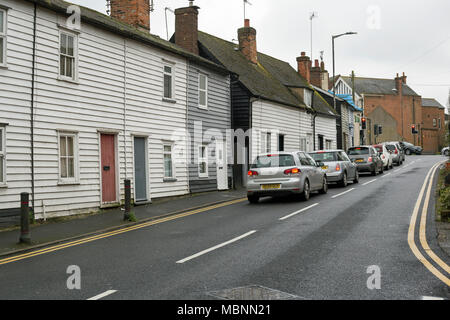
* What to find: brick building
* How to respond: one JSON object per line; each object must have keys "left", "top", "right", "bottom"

{"left": 421, "top": 98, "right": 446, "bottom": 154}
{"left": 334, "top": 73, "right": 422, "bottom": 146}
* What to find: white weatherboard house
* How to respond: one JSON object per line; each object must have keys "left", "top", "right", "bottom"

{"left": 0, "top": 0, "right": 227, "bottom": 219}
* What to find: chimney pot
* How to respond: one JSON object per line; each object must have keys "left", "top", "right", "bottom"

{"left": 297, "top": 52, "right": 311, "bottom": 84}
{"left": 244, "top": 19, "right": 250, "bottom": 27}
{"left": 314, "top": 59, "right": 319, "bottom": 68}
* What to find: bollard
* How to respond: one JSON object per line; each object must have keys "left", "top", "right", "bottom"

{"left": 124, "top": 179, "right": 131, "bottom": 221}
{"left": 20, "top": 192, "right": 31, "bottom": 244}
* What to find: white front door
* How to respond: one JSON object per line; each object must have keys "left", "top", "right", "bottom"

{"left": 216, "top": 140, "right": 228, "bottom": 190}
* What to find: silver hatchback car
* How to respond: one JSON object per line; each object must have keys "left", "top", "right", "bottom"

{"left": 309, "top": 150, "right": 359, "bottom": 187}
{"left": 247, "top": 152, "right": 328, "bottom": 203}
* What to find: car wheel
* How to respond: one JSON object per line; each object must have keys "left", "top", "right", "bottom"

{"left": 301, "top": 180, "right": 310, "bottom": 201}
{"left": 445, "top": 150, "right": 449, "bottom": 156}
{"left": 319, "top": 177, "right": 328, "bottom": 194}
{"left": 353, "top": 171, "right": 359, "bottom": 184}
{"left": 339, "top": 172, "right": 348, "bottom": 188}
{"left": 248, "top": 195, "right": 259, "bottom": 204}
{"left": 405, "top": 149, "right": 411, "bottom": 155}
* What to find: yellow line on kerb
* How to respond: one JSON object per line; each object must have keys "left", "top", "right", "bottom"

{"left": 0, "top": 198, "right": 247, "bottom": 266}
{"left": 407, "top": 161, "right": 450, "bottom": 286}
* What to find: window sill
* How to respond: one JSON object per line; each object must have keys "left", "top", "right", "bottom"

{"left": 0, "top": 184, "right": 8, "bottom": 189}
{"left": 0, "top": 65, "right": 9, "bottom": 70}
{"left": 198, "top": 175, "right": 209, "bottom": 179}
{"left": 58, "top": 181, "right": 81, "bottom": 186}
{"left": 162, "top": 98, "right": 177, "bottom": 104}
{"left": 163, "top": 178, "right": 178, "bottom": 183}
{"left": 58, "top": 76, "right": 79, "bottom": 85}
{"left": 198, "top": 105, "right": 208, "bottom": 110}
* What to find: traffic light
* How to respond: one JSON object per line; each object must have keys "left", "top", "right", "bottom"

{"left": 378, "top": 125, "right": 383, "bottom": 135}
{"left": 374, "top": 124, "right": 379, "bottom": 135}
{"left": 361, "top": 117, "right": 367, "bottom": 130}
{"left": 411, "top": 124, "right": 417, "bottom": 134}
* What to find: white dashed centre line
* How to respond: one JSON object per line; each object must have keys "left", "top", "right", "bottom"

{"left": 362, "top": 179, "right": 377, "bottom": 186}
{"left": 331, "top": 188, "right": 355, "bottom": 199}
{"left": 87, "top": 290, "right": 117, "bottom": 300}
{"left": 176, "top": 230, "right": 257, "bottom": 264}
{"left": 279, "top": 203, "right": 319, "bottom": 221}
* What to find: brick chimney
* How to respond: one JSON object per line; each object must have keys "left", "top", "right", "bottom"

{"left": 401, "top": 72, "right": 407, "bottom": 84}
{"left": 310, "top": 59, "right": 322, "bottom": 88}
{"left": 174, "top": 2, "right": 200, "bottom": 55}
{"left": 238, "top": 19, "right": 258, "bottom": 64}
{"left": 296, "top": 52, "right": 311, "bottom": 83}
{"left": 320, "top": 60, "right": 329, "bottom": 91}
{"left": 395, "top": 73, "right": 403, "bottom": 95}
{"left": 110, "top": 0, "right": 151, "bottom": 32}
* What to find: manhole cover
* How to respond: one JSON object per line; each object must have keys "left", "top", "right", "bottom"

{"left": 208, "top": 285, "right": 299, "bottom": 300}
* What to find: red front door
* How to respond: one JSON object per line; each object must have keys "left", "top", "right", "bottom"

{"left": 101, "top": 134, "right": 117, "bottom": 203}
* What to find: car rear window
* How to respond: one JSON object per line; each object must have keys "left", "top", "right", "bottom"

{"left": 251, "top": 155, "right": 296, "bottom": 168}
{"left": 374, "top": 145, "right": 383, "bottom": 153}
{"left": 347, "top": 147, "right": 369, "bottom": 155}
{"left": 310, "top": 152, "right": 338, "bottom": 162}
{"left": 385, "top": 144, "right": 396, "bottom": 151}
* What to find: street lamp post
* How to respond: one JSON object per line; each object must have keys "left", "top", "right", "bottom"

{"left": 332, "top": 32, "right": 357, "bottom": 111}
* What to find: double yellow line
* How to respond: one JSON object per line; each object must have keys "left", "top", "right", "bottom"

{"left": 0, "top": 198, "right": 247, "bottom": 266}
{"left": 408, "top": 161, "right": 450, "bottom": 286}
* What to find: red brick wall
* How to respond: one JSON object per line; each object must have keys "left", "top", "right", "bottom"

{"left": 364, "top": 93, "right": 422, "bottom": 146}
{"left": 421, "top": 106, "right": 446, "bottom": 153}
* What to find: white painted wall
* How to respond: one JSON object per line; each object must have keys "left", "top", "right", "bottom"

{"left": 0, "top": 0, "right": 190, "bottom": 218}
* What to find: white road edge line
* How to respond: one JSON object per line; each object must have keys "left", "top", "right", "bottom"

{"left": 331, "top": 188, "right": 355, "bottom": 199}
{"left": 176, "top": 230, "right": 257, "bottom": 264}
{"left": 382, "top": 173, "right": 391, "bottom": 178}
{"left": 87, "top": 290, "right": 118, "bottom": 300}
{"left": 362, "top": 179, "right": 377, "bottom": 186}
{"left": 279, "top": 203, "right": 319, "bottom": 221}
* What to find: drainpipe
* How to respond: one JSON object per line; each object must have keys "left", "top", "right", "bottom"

{"left": 311, "top": 91, "right": 317, "bottom": 150}
{"left": 30, "top": 3, "right": 37, "bottom": 220}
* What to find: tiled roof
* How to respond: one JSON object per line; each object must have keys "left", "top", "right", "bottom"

{"left": 340, "top": 76, "right": 419, "bottom": 96}
{"left": 421, "top": 98, "right": 445, "bottom": 109}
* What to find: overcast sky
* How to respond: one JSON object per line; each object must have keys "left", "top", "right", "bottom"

{"left": 70, "top": 0, "right": 450, "bottom": 110}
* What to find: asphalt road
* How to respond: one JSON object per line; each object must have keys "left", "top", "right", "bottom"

{"left": 0, "top": 155, "right": 449, "bottom": 300}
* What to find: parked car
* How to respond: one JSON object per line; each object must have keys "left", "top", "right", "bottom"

{"left": 247, "top": 152, "right": 328, "bottom": 203}
{"left": 373, "top": 144, "right": 393, "bottom": 170}
{"left": 309, "top": 150, "right": 359, "bottom": 187}
{"left": 441, "top": 146, "right": 449, "bottom": 156}
{"left": 384, "top": 142, "right": 404, "bottom": 165}
{"left": 347, "top": 146, "right": 384, "bottom": 176}
{"left": 402, "top": 141, "right": 422, "bottom": 155}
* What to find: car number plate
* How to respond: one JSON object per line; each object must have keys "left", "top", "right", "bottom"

{"left": 355, "top": 159, "right": 364, "bottom": 163}
{"left": 261, "top": 184, "right": 281, "bottom": 190}
{"left": 321, "top": 166, "right": 328, "bottom": 170}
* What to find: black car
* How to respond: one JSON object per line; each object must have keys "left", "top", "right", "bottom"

{"left": 401, "top": 141, "right": 422, "bottom": 155}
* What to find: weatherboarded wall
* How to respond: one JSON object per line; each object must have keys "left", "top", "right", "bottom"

{"left": 0, "top": 0, "right": 190, "bottom": 219}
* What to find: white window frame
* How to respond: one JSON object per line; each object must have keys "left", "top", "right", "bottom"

{"left": 0, "top": 126, "right": 6, "bottom": 186}
{"left": 433, "top": 118, "right": 437, "bottom": 127}
{"left": 198, "top": 145, "right": 209, "bottom": 178}
{"left": 58, "top": 132, "right": 79, "bottom": 184}
{"left": 304, "top": 89, "right": 313, "bottom": 107}
{"left": 326, "top": 140, "right": 332, "bottom": 150}
{"left": 163, "top": 143, "right": 176, "bottom": 180}
{"left": 163, "top": 64, "right": 175, "bottom": 100}
{"left": 198, "top": 73, "right": 208, "bottom": 109}
{"left": 0, "top": 8, "right": 7, "bottom": 67}
{"left": 58, "top": 30, "right": 78, "bottom": 82}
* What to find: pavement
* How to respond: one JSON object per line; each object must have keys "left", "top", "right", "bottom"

{"left": 0, "top": 189, "right": 246, "bottom": 257}
{"left": 0, "top": 155, "right": 449, "bottom": 300}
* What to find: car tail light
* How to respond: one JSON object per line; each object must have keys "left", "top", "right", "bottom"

{"left": 284, "top": 168, "right": 301, "bottom": 175}
{"left": 335, "top": 164, "right": 341, "bottom": 171}
{"left": 395, "top": 149, "right": 398, "bottom": 154}
{"left": 248, "top": 170, "right": 258, "bottom": 177}
{"left": 382, "top": 155, "right": 385, "bottom": 159}
{"left": 368, "top": 157, "right": 373, "bottom": 163}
